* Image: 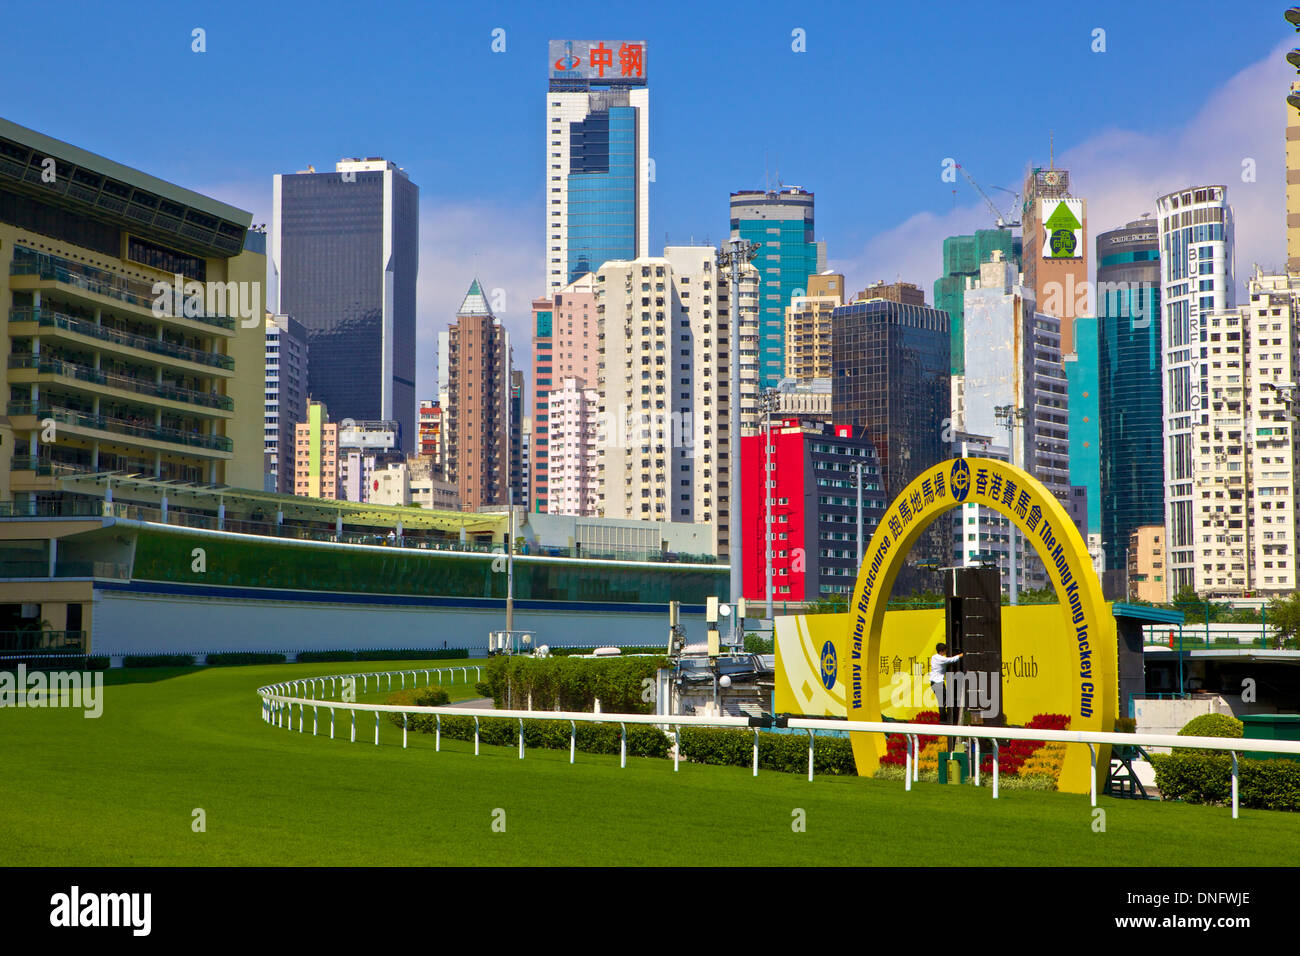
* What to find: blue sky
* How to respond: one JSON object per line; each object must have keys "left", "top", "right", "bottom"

{"left": 0, "top": 0, "right": 1292, "bottom": 399}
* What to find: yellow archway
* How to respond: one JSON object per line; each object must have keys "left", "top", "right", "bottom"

{"left": 846, "top": 457, "right": 1116, "bottom": 794}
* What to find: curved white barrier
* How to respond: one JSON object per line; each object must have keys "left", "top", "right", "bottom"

{"left": 257, "top": 665, "right": 1300, "bottom": 820}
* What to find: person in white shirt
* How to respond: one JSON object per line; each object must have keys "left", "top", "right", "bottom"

{"left": 929, "top": 643, "right": 964, "bottom": 723}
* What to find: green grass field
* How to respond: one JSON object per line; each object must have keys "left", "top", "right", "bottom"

{"left": 2, "top": 658, "right": 1298, "bottom": 866}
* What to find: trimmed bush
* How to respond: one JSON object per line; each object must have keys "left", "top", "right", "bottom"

{"left": 1150, "top": 752, "right": 1300, "bottom": 812}
{"left": 678, "top": 727, "right": 858, "bottom": 776}
{"left": 484, "top": 655, "right": 668, "bottom": 714}
{"left": 123, "top": 654, "right": 195, "bottom": 668}
{"left": 474, "top": 681, "right": 491, "bottom": 698}
{"left": 1179, "top": 713, "right": 1244, "bottom": 741}
{"left": 205, "top": 652, "right": 286, "bottom": 666}
{"left": 85, "top": 656, "right": 110, "bottom": 671}
{"left": 386, "top": 686, "right": 451, "bottom": 730}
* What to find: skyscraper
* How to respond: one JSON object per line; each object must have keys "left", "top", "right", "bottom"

{"left": 531, "top": 273, "right": 597, "bottom": 512}
{"left": 933, "top": 229, "right": 1022, "bottom": 376}
{"left": 831, "top": 296, "right": 950, "bottom": 572}
{"left": 271, "top": 158, "right": 418, "bottom": 450}
{"left": 546, "top": 40, "right": 648, "bottom": 297}
{"left": 1096, "top": 218, "right": 1163, "bottom": 581}
{"left": 783, "top": 272, "right": 844, "bottom": 382}
{"left": 729, "top": 187, "right": 826, "bottom": 389}
{"left": 444, "top": 280, "right": 519, "bottom": 512}
{"left": 1155, "top": 185, "right": 1234, "bottom": 598}
{"left": 264, "top": 312, "right": 309, "bottom": 493}
{"left": 596, "top": 247, "right": 759, "bottom": 556}
{"left": 1021, "top": 163, "right": 1088, "bottom": 355}
{"left": 1066, "top": 317, "right": 1100, "bottom": 536}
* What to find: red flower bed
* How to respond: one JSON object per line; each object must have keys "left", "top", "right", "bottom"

{"left": 978, "top": 714, "right": 1071, "bottom": 775}
{"left": 879, "top": 711, "right": 939, "bottom": 766}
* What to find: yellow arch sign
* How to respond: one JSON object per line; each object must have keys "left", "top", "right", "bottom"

{"left": 846, "top": 457, "right": 1116, "bottom": 794}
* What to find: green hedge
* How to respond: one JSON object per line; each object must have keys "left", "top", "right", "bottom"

{"left": 205, "top": 652, "right": 286, "bottom": 666}
{"left": 0, "top": 655, "right": 108, "bottom": 672}
{"left": 547, "top": 646, "right": 665, "bottom": 657}
{"left": 295, "top": 648, "right": 470, "bottom": 663}
{"left": 484, "top": 655, "right": 669, "bottom": 714}
{"left": 356, "top": 648, "right": 469, "bottom": 662}
{"left": 678, "top": 727, "right": 858, "bottom": 776}
{"left": 123, "top": 654, "right": 195, "bottom": 668}
{"left": 1151, "top": 752, "right": 1300, "bottom": 812}
{"left": 410, "top": 714, "right": 671, "bottom": 758}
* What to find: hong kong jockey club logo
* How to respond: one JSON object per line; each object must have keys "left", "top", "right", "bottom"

{"left": 950, "top": 458, "right": 971, "bottom": 503}
{"left": 820, "top": 640, "right": 837, "bottom": 690}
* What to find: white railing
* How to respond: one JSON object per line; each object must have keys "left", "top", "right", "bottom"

{"left": 257, "top": 666, "right": 1300, "bottom": 821}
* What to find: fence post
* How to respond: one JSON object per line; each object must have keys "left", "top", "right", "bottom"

{"left": 403, "top": 713, "right": 408, "bottom": 750}
{"left": 1088, "top": 743, "right": 1097, "bottom": 808}
{"left": 476, "top": 666, "right": 482, "bottom": 682}
{"left": 752, "top": 728, "right": 759, "bottom": 777}
{"left": 312, "top": 705, "right": 317, "bottom": 736}
{"left": 674, "top": 725, "right": 680, "bottom": 772}
{"left": 401, "top": 672, "right": 405, "bottom": 690}
{"left": 351, "top": 709, "right": 356, "bottom": 743}
{"left": 437, "top": 670, "right": 442, "bottom": 685}
{"left": 904, "top": 735, "right": 913, "bottom": 792}
{"left": 363, "top": 674, "right": 368, "bottom": 694}
{"left": 474, "top": 716, "right": 480, "bottom": 755}
{"left": 1231, "top": 751, "right": 1239, "bottom": 819}
{"left": 436, "top": 714, "right": 442, "bottom": 751}
{"left": 807, "top": 730, "right": 815, "bottom": 782}
{"left": 518, "top": 718, "right": 525, "bottom": 759}
{"left": 620, "top": 722, "right": 626, "bottom": 768}
{"left": 425, "top": 669, "right": 430, "bottom": 686}
{"left": 992, "top": 739, "right": 999, "bottom": 799}
{"left": 388, "top": 673, "right": 392, "bottom": 691}
{"left": 375, "top": 711, "right": 380, "bottom": 745}
{"left": 330, "top": 707, "right": 335, "bottom": 740}
{"left": 972, "top": 738, "right": 980, "bottom": 786}
{"left": 570, "top": 721, "right": 576, "bottom": 764}
{"left": 299, "top": 703, "right": 304, "bottom": 733}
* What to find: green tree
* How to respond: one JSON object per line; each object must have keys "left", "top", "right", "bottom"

{"left": 1265, "top": 592, "right": 1300, "bottom": 650}
{"left": 804, "top": 593, "right": 849, "bottom": 615}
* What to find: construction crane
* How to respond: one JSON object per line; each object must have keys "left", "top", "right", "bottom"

{"left": 955, "top": 162, "right": 1021, "bottom": 230}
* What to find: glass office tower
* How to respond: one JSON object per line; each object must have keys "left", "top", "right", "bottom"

{"left": 729, "top": 187, "right": 826, "bottom": 389}
{"left": 1097, "top": 219, "right": 1164, "bottom": 581}
{"left": 831, "top": 298, "right": 950, "bottom": 577}
{"left": 546, "top": 40, "right": 648, "bottom": 297}
{"left": 271, "top": 159, "right": 419, "bottom": 450}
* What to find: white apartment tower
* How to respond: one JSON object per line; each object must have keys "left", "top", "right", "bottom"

{"left": 1246, "top": 271, "right": 1300, "bottom": 595}
{"left": 264, "top": 313, "right": 309, "bottom": 493}
{"left": 595, "top": 247, "right": 758, "bottom": 555}
{"left": 547, "top": 377, "right": 600, "bottom": 516}
{"left": 1156, "top": 185, "right": 1234, "bottom": 598}
{"left": 546, "top": 40, "right": 649, "bottom": 297}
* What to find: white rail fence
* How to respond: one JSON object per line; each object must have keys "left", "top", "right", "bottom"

{"left": 257, "top": 666, "right": 1300, "bottom": 821}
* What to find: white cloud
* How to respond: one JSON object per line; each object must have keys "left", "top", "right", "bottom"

{"left": 833, "top": 41, "right": 1292, "bottom": 301}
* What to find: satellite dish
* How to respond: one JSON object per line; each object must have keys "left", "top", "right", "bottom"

{"left": 718, "top": 604, "right": 732, "bottom": 617}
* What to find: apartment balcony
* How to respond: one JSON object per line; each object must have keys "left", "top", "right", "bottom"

{"left": 10, "top": 308, "right": 234, "bottom": 373}
{"left": 10, "top": 247, "right": 236, "bottom": 333}
{"left": 8, "top": 355, "right": 234, "bottom": 414}
{"left": 8, "top": 402, "right": 233, "bottom": 456}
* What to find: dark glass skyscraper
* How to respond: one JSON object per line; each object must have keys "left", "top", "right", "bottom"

{"left": 1096, "top": 218, "right": 1163, "bottom": 577}
{"left": 832, "top": 299, "right": 951, "bottom": 576}
{"left": 272, "top": 160, "right": 418, "bottom": 450}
